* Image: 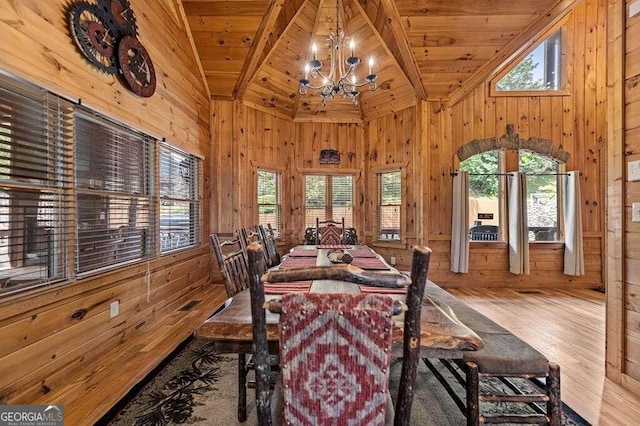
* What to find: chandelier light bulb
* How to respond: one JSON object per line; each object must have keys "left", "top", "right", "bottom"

{"left": 369, "top": 57, "right": 374, "bottom": 75}
{"left": 312, "top": 43, "right": 317, "bottom": 61}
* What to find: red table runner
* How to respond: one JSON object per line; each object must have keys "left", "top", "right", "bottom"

{"left": 358, "top": 285, "right": 407, "bottom": 294}
{"left": 264, "top": 281, "right": 312, "bottom": 294}
{"left": 279, "top": 257, "right": 318, "bottom": 268}
{"left": 287, "top": 249, "right": 319, "bottom": 257}
{"left": 351, "top": 258, "right": 391, "bottom": 270}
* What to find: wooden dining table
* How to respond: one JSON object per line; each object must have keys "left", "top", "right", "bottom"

{"left": 196, "top": 244, "right": 483, "bottom": 357}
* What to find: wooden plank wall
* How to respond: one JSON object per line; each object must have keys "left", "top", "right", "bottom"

{"left": 623, "top": 0, "right": 640, "bottom": 390}
{"left": 423, "top": 0, "right": 606, "bottom": 287}
{"left": 0, "top": 0, "right": 213, "bottom": 411}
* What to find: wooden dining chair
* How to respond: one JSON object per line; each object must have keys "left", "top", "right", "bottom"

{"left": 209, "top": 233, "right": 252, "bottom": 422}
{"left": 247, "top": 243, "right": 431, "bottom": 425}
{"left": 315, "top": 217, "right": 346, "bottom": 245}
{"left": 258, "top": 224, "right": 281, "bottom": 268}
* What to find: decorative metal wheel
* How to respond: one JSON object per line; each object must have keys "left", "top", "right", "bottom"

{"left": 117, "top": 35, "right": 156, "bottom": 97}
{"left": 68, "top": 2, "right": 118, "bottom": 74}
{"left": 98, "top": 0, "right": 137, "bottom": 38}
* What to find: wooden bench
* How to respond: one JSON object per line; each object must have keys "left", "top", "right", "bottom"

{"left": 421, "top": 282, "right": 562, "bottom": 426}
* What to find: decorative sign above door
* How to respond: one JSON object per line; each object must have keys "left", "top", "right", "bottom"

{"left": 67, "top": 0, "right": 156, "bottom": 97}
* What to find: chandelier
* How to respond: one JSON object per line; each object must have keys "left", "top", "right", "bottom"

{"left": 298, "top": 0, "right": 377, "bottom": 105}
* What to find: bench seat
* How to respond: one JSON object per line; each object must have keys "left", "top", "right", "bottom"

{"left": 422, "top": 281, "right": 561, "bottom": 425}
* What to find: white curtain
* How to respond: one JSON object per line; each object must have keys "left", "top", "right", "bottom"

{"left": 564, "top": 171, "right": 585, "bottom": 275}
{"left": 451, "top": 171, "right": 469, "bottom": 273}
{"left": 508, "top": 172, "right": 529, "bottom": 275}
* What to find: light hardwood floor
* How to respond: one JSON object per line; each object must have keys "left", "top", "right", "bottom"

{"left": 447, "top": 287, "right": 640, "bottom": 426}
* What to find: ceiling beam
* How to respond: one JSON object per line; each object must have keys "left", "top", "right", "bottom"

{"left": 354, "top": 0, "right": 428, "bottom": 101}
{"left": 234, "top": 0, "right": 289, "bottom": 100}
{"left": 293, "top": 0, "right": 327, "bottom": 119}
{"left": 447, "top": 0, "right": 581, "bottom": 107}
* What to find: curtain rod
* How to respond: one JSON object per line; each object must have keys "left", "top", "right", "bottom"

{"left": 450, "top": 171, "right": 570, "bottom": 177}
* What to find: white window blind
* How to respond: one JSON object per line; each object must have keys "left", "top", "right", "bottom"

{"left": 304, "top": 175, "right": 353, "bottom": 228}
{"left": 378, "top": 170, "right": 401, "bottom": 240}
{"left": 0, "top": 75, "right": 74, "bottom": 295}
{"left": 75, "top": 113, "right": 156, "bottom": 273}
{"left": 257, "top": 169, "right": 281, "bottom": 237}
{"left": 159, "top": 142, "right": 201, "bottom": 252}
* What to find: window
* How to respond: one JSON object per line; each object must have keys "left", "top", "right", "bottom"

{"left": 494, "top": 28, "right": 564, "bottom": 92}
{"left": 75, "top": 113, "right": 156, "bottom": 273}
{"left": 377, "top": 170, "right": 401, "bottom": 240}
{"left": 304, "top": 175, "right": 353, "bottom": 228}
{"left": 460, "top": 150, "right": 562, "bottom": 242}
{"left": 520, "top": 151, "right": 561, "bottom": 242}
{"left": 257, "top": 169, "right": 281, "bottom": 237}
{"left": 0, "top": 75, "right": 74, "bottom": 294}
{"left": 159, "top": 143, "right": 201, "bottom": 252}
{"left": 460, "top": 151, "right": 503, "bottom": 241}
{"left": 0, "top": 73, "right": 204, "bottom": 297}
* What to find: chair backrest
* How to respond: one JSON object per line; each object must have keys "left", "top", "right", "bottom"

{"left": 247, "top": 243, "right": 431, "bottom": 426}
{"left": 316, "top": 217, "right": 345, "bottom": 245}
{"left": 210, "top": 233, "right": 249, "bottom": 297}
{"left": 238, "top": 227, "right": 268, "bottom": 266}
{"left": 469, "top": 225, "right": 499, "bottom": 241}
{"left": 258, "top": 224, "right": 281, "bottom": 268}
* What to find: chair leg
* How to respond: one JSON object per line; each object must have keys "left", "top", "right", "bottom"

{"left": 547, "top": 362, "right": 561, "bottom": 426}
{"left": 465, "top": 361, "right": 479, "bottom": 426}
{"left": 238, "top": 353, "right": 247, "bottom": 422}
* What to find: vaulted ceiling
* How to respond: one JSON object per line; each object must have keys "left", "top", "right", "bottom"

{"left": 182, "top": 0, "right": 575, "bottom": 122}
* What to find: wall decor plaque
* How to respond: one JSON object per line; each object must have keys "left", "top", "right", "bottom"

{"left": 320, "top": 149, "right": 340, "bottom": 164}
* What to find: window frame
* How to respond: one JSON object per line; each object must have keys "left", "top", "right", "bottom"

{"left": 256, "top": 167, "right": 283, "bottom": 238}
{"left": 462, "top": 149, "right": 565, "bottom": 244}
{"left": 159, "top": 142, "right": 202, "bottom": 254}
{"left": 375, "top": 167, "right": 403, "bottom": 243}
{"left": 303, "top": 173, "right": 355, "bottom": 229}
{"left": 489, "top": 18, "right": 573, "bottom": 97}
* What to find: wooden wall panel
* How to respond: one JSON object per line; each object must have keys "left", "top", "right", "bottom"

{"left": 0, "top": 0, "right": 213, "bottom": 415}
{"left": 623, "top": 0, "right": 640, "bottom": 388}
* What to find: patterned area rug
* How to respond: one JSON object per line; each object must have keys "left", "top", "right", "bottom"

{"left": 104, "top": 338, "right": 590, "bottom": 425}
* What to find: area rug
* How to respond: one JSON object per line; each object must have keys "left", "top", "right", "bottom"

{"left": 103, "top": 338, "right": 590, "bottom": 425}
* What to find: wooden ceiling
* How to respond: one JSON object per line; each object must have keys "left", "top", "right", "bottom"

{"left": 183, "top": 0, "right": 574, "bottom": 122}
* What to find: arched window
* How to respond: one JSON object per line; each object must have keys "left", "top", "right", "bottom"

{"left": 460, "top": 149, "right": 563, "bottom": 243}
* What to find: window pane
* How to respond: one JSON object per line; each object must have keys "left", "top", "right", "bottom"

{"left": 378, "top": 171, "right": 401, "bottom": 240}
{"left": 258, "top": 170, "right": 281, "bottom": 237}
{"left": 305, "top": 175, "right": 326, "bottom": 227}
{"left": 75, "top": 114, "right": 156, "bottom": 272}
{"left": 520, "top": 151, "right": 560, "bottom": 242}
{"left": 331, "top": 175, "right": 353, "bottom": 227}
{"left": 159, "top": 143, "right": 200, "bottom": 253}
{"left": 460, "top": 151, "right": 501, "bottom": 241}
{"left": 0, "top": 76, "right": 74, "bottom": 296}
{"left": 496, "top": 28, "right": 563, "bottom": 91}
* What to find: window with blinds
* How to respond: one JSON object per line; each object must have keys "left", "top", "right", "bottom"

{"left": 304, "top": 174, "right": 353, "bottom": 228}
{"left": 257, "top": 169, "right": 281, "bottom": 237}
{"left": 0, "top": 75, "right": 74, "bottom": 295}
{"left": 159, "top": 143, "right": 201, "bottom": 252}
{"left": 75, "top": 113, "right": 156, "bottom": 273}
{"left": 377, "top": 170, "right": 401, "bottom": 240}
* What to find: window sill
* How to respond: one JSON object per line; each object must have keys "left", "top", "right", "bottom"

{"left": 369, "top": 240, "right": 408, "bottom": 250}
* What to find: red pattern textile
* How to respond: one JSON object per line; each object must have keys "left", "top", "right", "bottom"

{"left": 287, "top": 249, "right": 319, "bottom": 257}
{"left": 358, "top": 284, "right": 407, "bottom": 294}
{"left": 264, "top": 281, "right": 312, "bottom": 294}
{"left": 317, "top": 244, "right": 352, "bottom": 249}
{"left": 351, "top": 258, "right": 391, "bottom": 270}
{"left": 319, "top": 225, "right": 343, "bottom": 245}
{"left": 347, "top": 249, "right": 377, "bottom": 258}
{"left": 279, "top": 257, "right": 318, "bottom": 269}
{"left": 279, "top": 293, "right": 395, "bottom": 425}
